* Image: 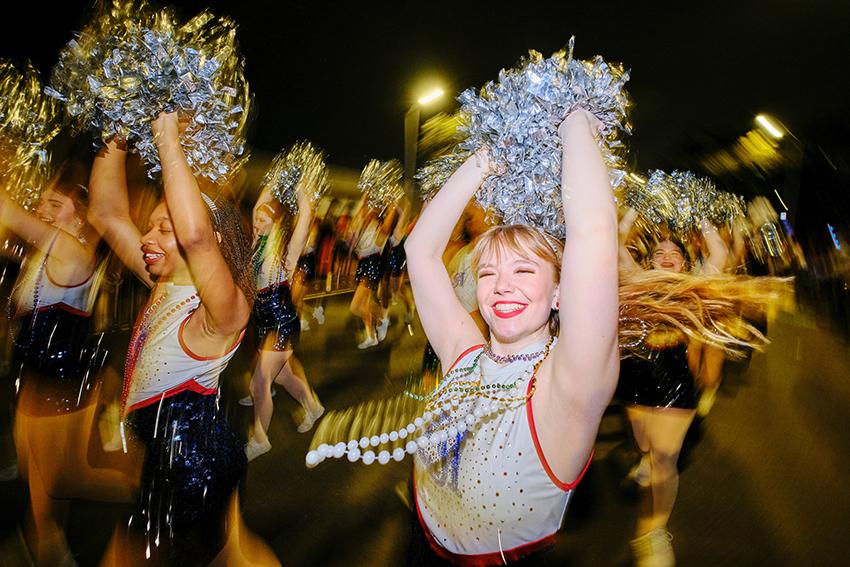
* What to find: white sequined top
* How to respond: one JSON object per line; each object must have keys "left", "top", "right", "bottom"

{"left": 414, "top": 340, "right": 589, "bottom": 564}
{"left": 123, "top": 284, "right": 243, "bottom": 413}
{"left": 355, "top": 219, "right": 382, "bottom": 258}
{"left": 13, "top": 248, "right": 95, "bottom": 317}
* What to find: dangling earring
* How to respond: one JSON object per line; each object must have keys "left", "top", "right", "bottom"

{"left": 75, "top": 218, "right": 87, "bottom": 245}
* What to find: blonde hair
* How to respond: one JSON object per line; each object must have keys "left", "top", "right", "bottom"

{"left": 467, "top": 225, "right": 792, "bottom": 356}
{"left": 470, "top": 224, "right": 563, "bottom": 334}
{"left": 619, "top": 269, "right": 793, "bottom": 357}
{"left": 471, "top": 225, "right": 563, "bottom": 274}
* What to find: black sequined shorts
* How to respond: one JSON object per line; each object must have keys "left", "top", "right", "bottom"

{"left": 13, "top": 307, "right": 102, "bottom": 416}
{"left": 254, "top": 282, "right": 300, "bottom": 351}
{"left": 125, "top": 390, "right": 246, "bottom": 566}
{"left": 616, "top": 345, "right": 699, "bottom": 410}
{"left": 387, "top": 244, "right": 407, "bottom": 278}
{"left": 295, "top": 251, "right": 316, "bottom": 282}
{"left": 355, "top": 253, "right": 384, "bottom": 290}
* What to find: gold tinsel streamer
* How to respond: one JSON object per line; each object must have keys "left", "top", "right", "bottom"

{"left": 0, "top": 60, "right": 60, "bottom": 209}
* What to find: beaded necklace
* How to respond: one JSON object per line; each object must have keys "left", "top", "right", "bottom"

{"left": 483, "top": 341, "right": 549, "bottom": 365}
{"left": 306, "top": 336, "right": 555, "bottom": 467}
{"left": 7, "top": 240, "right": 53, "bottom": 348}
{"left": 120, "top": 287, "right": 198, "bottom": 412}
{"left": 253, "top": 229, "right": 287, "bottom": 285}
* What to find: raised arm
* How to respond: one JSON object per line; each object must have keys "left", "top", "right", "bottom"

{"left": 405, "top": 151, "right": 490, "bottom": 367}
{"left": 88, "top": 140, "right": 154, "bottom": 287}
{"left": 282, "top": 183, "right": 314, "bottom": 281}
{"left": 391, "top": 199, "right": 410, "bottom": 243}
{"left": 729, "top": 220, "right": 747, "bottom": 272}
{"left": 0, "top": 190, "right": 94, "bottom": 281}
{"left": 536, "top": 110, "right": 620, "bottom": 480}
{"left": 252, "top": 180, "right": 275, "bottom": 219}
{"left": 618, "top": 206, "right": 641, "bottom": 271}
{"left": 699, "top": 219, "right": 729, "bottom": 275}
{"left": 151, "top": 111, "right": 249, "bottom": 336}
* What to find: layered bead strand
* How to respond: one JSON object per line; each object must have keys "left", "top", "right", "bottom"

{"left": 305, "top": 337, "right": 553, "bottom": 467}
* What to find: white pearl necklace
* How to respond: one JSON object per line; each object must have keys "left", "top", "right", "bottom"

{"left": 305, "top": 397, "right": 508, "bottom": 468}
{"left": 304, "top": 340, "right": 552, "bottom": 468}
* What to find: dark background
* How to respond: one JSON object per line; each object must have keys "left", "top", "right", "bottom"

{"left": 2, "top": 1, "right": 847, "bottom": 166}
{"left": 3, "top": 0, "right": 850, "bottom": 248}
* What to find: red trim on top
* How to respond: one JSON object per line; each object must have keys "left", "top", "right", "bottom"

{"left": 446, "top": 344, "right": 485, "bottom": 374}
{"left": 125, "top": 379, "right": 217, "bottom": 413}
{"left": 178, "top": 315, "right": 245, "bottom": 361}
{"left": 44, "top": 259, "right": 95, "bottom": 289}
{"left": 413, "top": 473, "right": 557, "bottom": 566}
{"left": 17, "top": 302, "right": 91, "bottom": 319}
{"left": 526, "top": 381, "right": 593, "bottom": 491}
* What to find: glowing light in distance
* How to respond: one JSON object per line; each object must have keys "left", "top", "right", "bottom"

{"left": 755, "top": 114, "right": 784, "bottom": 139}
{"left": 417, "top": 88, "right": 445, "bottom": 105}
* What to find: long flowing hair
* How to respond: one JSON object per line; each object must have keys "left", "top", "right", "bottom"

{"left": 471, "top": 224, "right": 792, "bottom": 356}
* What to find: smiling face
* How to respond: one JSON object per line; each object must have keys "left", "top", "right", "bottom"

{"left": 35, "top": 188, "right": 81, "bottom": 235}
{"left": 474, "top": 228, "right": 560, "bottom": 348}
{"left": 650, "top": 239, "right": 686, "bottom": 273}
{"left": 139, "top": 201, "right": 190, "bottom": 281}
{"left": 253, "top": 207, "right": 274, "bottom": 239}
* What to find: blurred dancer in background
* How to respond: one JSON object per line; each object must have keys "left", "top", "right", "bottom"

{"left": 349, "top": 198, "right": 395, "bottom": 348}
{"left": 243, "top": 180, "right": 324, "bottom": 462}
{"left": 2, "top": 160, "right": 135, "bottom": 566}
{"left": 617, "top": 208, "right": 728, "bottom": 567}
{"left": 384, "top": 198, "right": 415, "bottom": 329}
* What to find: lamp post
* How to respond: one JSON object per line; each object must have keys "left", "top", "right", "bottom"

{"left": 404, "top": 87, "right": 445, "bottom": 196}
{"left": 754, "top": 112, "right": 803, "bottom": 221}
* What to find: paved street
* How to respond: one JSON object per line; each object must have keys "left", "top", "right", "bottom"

{"left": 1, "top": 291, "right": 848, "bottom": 566}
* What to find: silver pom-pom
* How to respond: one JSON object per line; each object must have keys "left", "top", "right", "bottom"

{"left": 623, "top": 170, "right": 676, "bottom": 227}
{"left": 46, "top": 0, "right": 251, "bottom": 185}
{"left": 414, "top": 148, "right": 471, "bottom": 202}
{"left": 631, "top": 169, "right": 745, "bottom": 236}
{"left": 358, "top": 159, "right": 403, "bottom": 213}
{"left": 260, "top": 141, "right": 329, "bottom": 214}
{"left": 709, "top": 190, "right": 746, "bottom": 227}
{"left": 457, "top": 37, "right": 631, "bottom": 238}
{"left": 0, "top": 60, "right": 60, "bottom": 209}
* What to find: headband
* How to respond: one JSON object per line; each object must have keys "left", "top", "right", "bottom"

{"left": 200, "top": 192, "right": 218, "bottom": 212}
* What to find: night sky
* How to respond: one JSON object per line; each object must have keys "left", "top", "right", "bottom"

{"left": 3, "top": 0, "right": 850, "bottom": 173}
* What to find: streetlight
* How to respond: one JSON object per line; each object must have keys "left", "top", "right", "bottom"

{"left": 755, "top": 114, "right": 784, "bottom": 140}
{"left": 417, "top": 88, "right": 444, "bottom": 106}
{"left": 404, "top": 87, "right": 445, "bottom": 192}
{"left": 754, "top": 112, "right": 803, "bottom": 223}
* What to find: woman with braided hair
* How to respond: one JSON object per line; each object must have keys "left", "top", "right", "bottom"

{"left": 88, "top": 112, "right": 277, "bottom": 566}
